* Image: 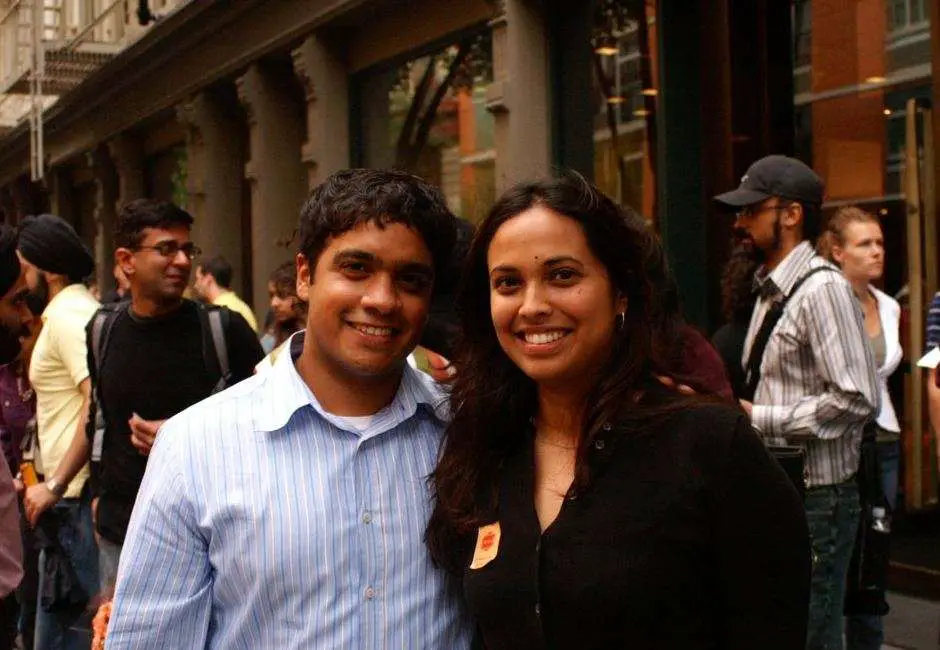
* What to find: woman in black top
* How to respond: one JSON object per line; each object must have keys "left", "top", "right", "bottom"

{"left": 426, "top": 173, "right": 811, "bottom": 649}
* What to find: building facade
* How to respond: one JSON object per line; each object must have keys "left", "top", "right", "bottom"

{"left": 0, "top": 0, "right": 938, "bottom": 509}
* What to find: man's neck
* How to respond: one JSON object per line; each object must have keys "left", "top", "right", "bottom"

{"left": 130, "top": 293, "right": 184, "bottom": 318}
{"left": 296, "top": 340, "right": 404, "bottom": 417}
{"left": 763, "top": 240, "right": 802, "bottom": 272}
{"left": 205, "top": 285, "right": 224, "bottom": 303}
{"left": 46, "top": 279, "right": 70, "bottom": 303}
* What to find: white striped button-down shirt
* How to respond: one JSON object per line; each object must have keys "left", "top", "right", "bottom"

{"left": 742, "top": 241, "right": 879, "bottom": 488}
{"left": 106, "top": 334, "right": 472, "bottom": 649}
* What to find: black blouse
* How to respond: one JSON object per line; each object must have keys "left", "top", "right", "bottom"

{"left": 462, "top": 404, "right": 811, "bottom": 650}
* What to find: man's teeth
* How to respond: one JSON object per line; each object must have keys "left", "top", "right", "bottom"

{"left": 524, "top": 331, "right": 567, "bottom": 345}
{"left": 356, "top": 325, "right": 394, "bottom": 336}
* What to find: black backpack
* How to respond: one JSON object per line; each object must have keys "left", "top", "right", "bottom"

{"left": 87, "top": 301, "right": 232, "bottom": 462}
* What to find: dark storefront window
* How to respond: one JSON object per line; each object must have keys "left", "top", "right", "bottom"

{"left": 590, "top": 0, "right": 657, "bottom": 224}
{"left": 356, "top": 28, "right": 495, "bottom": 223}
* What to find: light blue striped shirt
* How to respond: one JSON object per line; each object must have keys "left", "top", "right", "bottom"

{"left": 106, "top": 334, "right": 472, "bottom": 649}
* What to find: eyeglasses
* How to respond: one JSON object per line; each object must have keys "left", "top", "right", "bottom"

{"left": 136, "top": 241, "right": 202, "bottom": 260}
{"left": 735, "top": 204, "right": 794, "bottom": 220}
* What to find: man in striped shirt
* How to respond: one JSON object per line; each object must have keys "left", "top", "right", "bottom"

{"left": 715, "top": 156, "right": 878, "bottom": 650}
{"left": 106, "top": 169, "right": 472, "bottom": 649}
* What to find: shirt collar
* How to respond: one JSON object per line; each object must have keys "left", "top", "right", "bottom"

{"left": 252, "top": 331, "right": 449, "bottom": 436}
{"left": 760, "top": 241, "right": 817, "bottom": 298}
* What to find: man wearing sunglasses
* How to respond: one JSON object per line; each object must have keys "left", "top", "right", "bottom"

{"left": 715, "top": 156, "right": 879, "bottom": 650}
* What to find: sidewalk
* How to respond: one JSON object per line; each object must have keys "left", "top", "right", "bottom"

{"left": 883, "top": 591, "right": 940, "bottom": 649}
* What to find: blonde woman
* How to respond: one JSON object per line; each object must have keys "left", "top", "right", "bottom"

{"left": 819, "top": 206, "right": 901, "bottom": 650}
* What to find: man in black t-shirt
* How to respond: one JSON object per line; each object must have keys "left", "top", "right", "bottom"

{"left": 88, "top": 200, "right": 263, "bottom": 592}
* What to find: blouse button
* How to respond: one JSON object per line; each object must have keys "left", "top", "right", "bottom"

{"left": 603, "top": 423, "right": 612, "bottom": 431}
{"left": 535, "top": 603, "right": 541, "bottom": 616}
{"left": 594, "top": 439, "right": 605, "bottom": 450}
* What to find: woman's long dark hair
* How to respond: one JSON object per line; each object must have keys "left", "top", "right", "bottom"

{"left": 426, "top": 172, "right": 690, "bottom": 573}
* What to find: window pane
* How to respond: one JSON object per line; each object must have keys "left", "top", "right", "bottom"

{"left": 356, "top": 30, "right": 495, "bottom": 223}
{"left": 591, "top": 0, "right": 657, "bottom": 224}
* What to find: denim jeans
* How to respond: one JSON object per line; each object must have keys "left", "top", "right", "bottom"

{"left": 845, "top": 440, "right": 900, "bottom": 650}
{"left": 97, "top": 536, "right": 122, "bottom": 597}
{"left": 805, "top": 480, "right": 861, "bottom": 650}
{"left": 34, "top": 489, "right": 98, "bottom": 650}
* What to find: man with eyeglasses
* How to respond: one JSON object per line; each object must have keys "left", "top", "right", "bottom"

{"left": 715, "top": 155, "right": 879, "bottom": 650}
{"left": 15, "top": 213, "right": 100, "bottom": 648}
{"left": 31, "top": 200, "right": 263, "bottom": 602}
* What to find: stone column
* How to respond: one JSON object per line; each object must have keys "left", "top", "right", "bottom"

{"left": 107, "top": 134, "right": 144, "bottom": 211}
{"left": 486, "top": 0, "right": 551, "bottom": 192}
{"left": 237, "top": 62, "right": 307, "bottom": 318}
{"left": 292, "top": 34, "right": 350, "bottom": 191}
{"left": 48, "top": 166, "right": 75, "bottom": 225}
{"left": 176, "top": 85, "right": 247, "bottom": 295}
{"left": 92, "top": 147, "right": 119, "bottom": 293}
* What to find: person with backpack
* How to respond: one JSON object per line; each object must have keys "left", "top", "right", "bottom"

{"left": 39, "top": 199, "right": 263, "bottom": 600}
{"left": 714, "top": 155, "right": 879, "bottom": 650}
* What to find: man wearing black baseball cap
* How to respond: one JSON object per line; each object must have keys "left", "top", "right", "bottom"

{"left": 715, "top": 155, "right": 879, "bottom": 650}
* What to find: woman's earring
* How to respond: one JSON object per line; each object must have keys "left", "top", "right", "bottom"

{"left": 616, "top": 311, "right": 626, "bottom": 331}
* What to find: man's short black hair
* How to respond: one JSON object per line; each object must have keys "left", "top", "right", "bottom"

{"left": 114, "top": 199, "right": 194, "bottom": 250}
{"left": 297, "top": 169, "right": 458, "bottom": 288}
{"left": 200, "top": 255, "right": 233, "bottom": 289}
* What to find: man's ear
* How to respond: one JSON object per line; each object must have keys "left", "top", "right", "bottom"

{"left": 296, "top": 253, "right": 311, "bottom": 302}
{"left": 783, "top": 202, "right": 803, "bottom": 230}
{"left": 114, "top": 248, "right": 134, "bottom": 278}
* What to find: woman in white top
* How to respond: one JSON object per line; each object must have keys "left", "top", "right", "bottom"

{"left": 819, "top": 206, "right": 902, "bottom": 650}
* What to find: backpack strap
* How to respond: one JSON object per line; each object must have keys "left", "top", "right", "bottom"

{"left": 88, "top": 303, "right": 126, "bottom": 462}
{"left": 741, "top": 266, "right": 839, "bottom": 401}
{"left": 197, "top": 304, "right": 232, "bottom": 394}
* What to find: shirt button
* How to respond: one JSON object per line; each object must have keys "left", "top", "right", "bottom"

{"left": 535, "top": 603, "right": 541, "bottom": 615}
{"left": 603, "top": 423, "right": 612, "bottom": 431}
{"left": 365, "top": 587, "right": 375, "bottom": 600}
{"left": 594, "top": 439, "right": 605, "bottom": 450}
{"left": 362, "top": 511, "right": 373, "bottom": 524}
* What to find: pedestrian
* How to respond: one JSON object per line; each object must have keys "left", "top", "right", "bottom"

{"left": 712, "top": 238, "right": 761, "bottom": 399}
{"left": 1, "top": 314, "right": 39, "bottom": 650}
{"left": 106, "top": 169, "right": 472, "bottom": 649}
{"left": 818, "top": 206, "right": 901, "bottom": 649}
{"left": 0, "top": 224, "right": 31, "bottom": 650}
{"left": 255, "top": 261, "right": 307, "bottom": 371}
{"left": 426, "top": 172, "right": 811, "bottom": 649}
{"left": 714, "top": 156, "right": 879, "bottom": 650}
{"left": 15, "top": 213, "right": 100, "bottom": 650}
{"left": 192, "top": 255, "right": 258, "bottom": 332}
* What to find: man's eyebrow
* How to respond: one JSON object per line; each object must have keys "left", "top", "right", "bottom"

{"left": 332, "top": 250, "right": 376, "bottom": 264}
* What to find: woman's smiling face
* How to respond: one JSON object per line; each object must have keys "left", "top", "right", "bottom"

{"left": 486, "top": 204, "right": 626, "bottom": 391}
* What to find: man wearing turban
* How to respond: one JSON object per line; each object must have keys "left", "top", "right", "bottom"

{"left": 18, "top": 214, "right": 100, "bottom": 649}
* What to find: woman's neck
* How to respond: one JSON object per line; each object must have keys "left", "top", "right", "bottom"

{"left": 536, "top": 384, "right": 587, "bottom": 445}
{"left": 849, "top": 277, "right": 873, "bottom": 304}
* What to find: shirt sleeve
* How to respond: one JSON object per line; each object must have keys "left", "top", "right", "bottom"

{"left": 927, "top": 292, "right": 940, "bottom": 350}
{"left": 106, "top": 418, "right": 212, "bottom": 649}
{"left": 52, "top": 311, "right": 92, "bottom": 387}
{"left": 708, "top": 416, "right": 811, "bottom": 649}
{"left": 225, "top": 311, "right": 265, "bottom": 383}
{"left": 751, "top": 280, "right": 879, "bottom": 440}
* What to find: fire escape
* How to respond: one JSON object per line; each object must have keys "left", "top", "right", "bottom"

{"left": 0, "top": 0, "right": 129, "bottom": 180}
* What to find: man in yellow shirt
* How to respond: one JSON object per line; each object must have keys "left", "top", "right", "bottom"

{"left": 192, "top": 255, "right": 258, "bottom": 332}
{"left": 18, "top": 214, "right": 100, "bottom": 648}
